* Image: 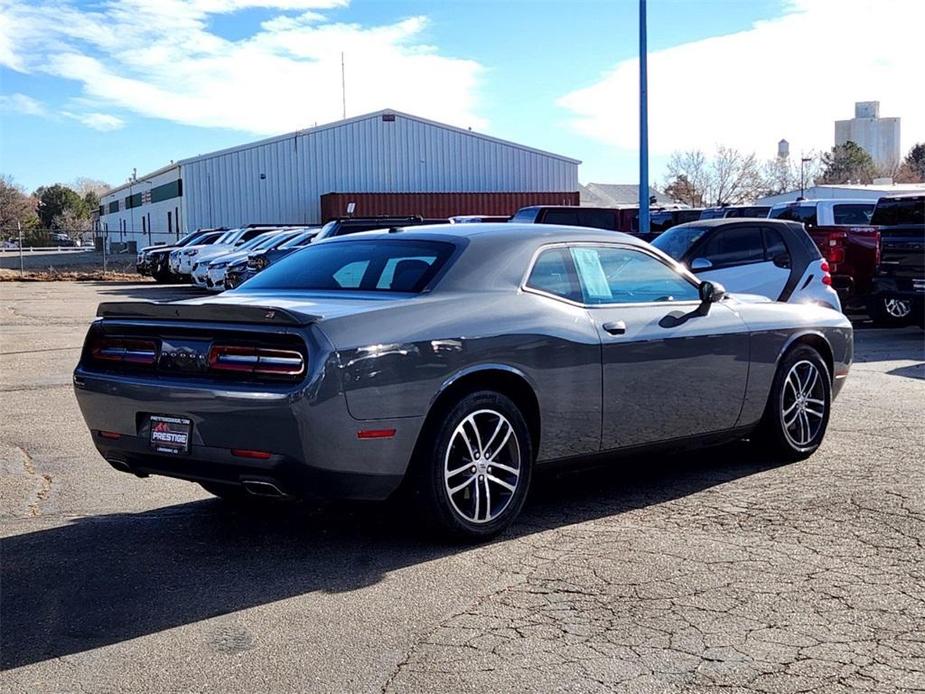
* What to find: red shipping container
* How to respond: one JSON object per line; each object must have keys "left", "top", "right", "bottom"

{"left": 320, "top": 191, "right": 580, "bottom": 222}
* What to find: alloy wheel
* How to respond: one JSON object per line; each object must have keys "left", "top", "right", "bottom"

{"left": 443, "top": 409, "right": 522, "bottom": 524}
{"left": 780, "top": 360, "right": 826, "bottom": 448}
{"left": 884, "top": 298, "right": 912, "bottom": 319}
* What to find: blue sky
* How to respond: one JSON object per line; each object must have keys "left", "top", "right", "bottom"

{"left": 1, "top": 0, "right": 922, "bottom": 193}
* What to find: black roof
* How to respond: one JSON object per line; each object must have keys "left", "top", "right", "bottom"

{"left": 671, "top": 217, "right": 790, "bottom": 229}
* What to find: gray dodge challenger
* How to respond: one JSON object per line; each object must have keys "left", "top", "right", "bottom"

{"left": 74, "top": 224, "right": 853, "bottom": 539}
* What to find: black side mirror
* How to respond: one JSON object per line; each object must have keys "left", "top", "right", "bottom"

{"left": 699, "top": 280, "right": 726, "bottom": 304}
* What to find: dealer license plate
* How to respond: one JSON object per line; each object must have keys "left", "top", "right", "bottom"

{"left": 149, "top": 415, "right": 192, "bottom": 455}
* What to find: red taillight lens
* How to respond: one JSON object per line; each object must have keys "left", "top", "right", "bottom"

{"left": 91, "top": 337, "right": 158, "bottom": 365}
{"left": 208, "top": 345, "right": 305, "bottom": 377}
{"left": 357, "top": 428, "right": 397, "bottom": 440}
{"left": 822, "top": 274, "right": 833, "bottom": 286}
{"left": 824, "top": 231, "right": 846, "bottom": 265}
{"left": 820, "top": 261, "right": 830, "bottom": 273}
{"left": 231, "top": 448, "right": 272, "bottom": 459}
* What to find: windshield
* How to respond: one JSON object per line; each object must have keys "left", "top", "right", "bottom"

{"left": 236, "top": 232, "right": 277, "bottom": 251}
{"left": 215, "top": 228, "right": 244, "bottom": 244}
{"left": 650, "top": 225, "right": 711, "bottom": 260}
{"left": 280, "top": 230, "right": 317, "bottom": 248}
{"left": 240, "top": 239, "right": 456, "bottom": 293}
{"left": 176, "top": 231, "right": 209, "bottom": 247}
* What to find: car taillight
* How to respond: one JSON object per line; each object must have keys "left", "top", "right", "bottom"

{"left": 208, "top": 345, "right": 305, "bottom": 377}
{"left": 820, "top": 260, "right": 833, "bottom": 286}
{"left": 91, "top": 337, "right": 158, "bottom": 365}
{"left": 824, "top": 231, "right": 846, "bottom": 266}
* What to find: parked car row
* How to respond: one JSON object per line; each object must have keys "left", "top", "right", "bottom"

{"left": 137, "top": 216, "right": 449, "bottom": 291}
{"left": 135, "top": 196, "right": 922, "bottom": 327}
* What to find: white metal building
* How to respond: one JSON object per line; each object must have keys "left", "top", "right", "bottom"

{"left": 756, "top": 182, "right": 925, "bottom": 207}
{"left": 99, "top": 109, "right": 580, "bottom": 247}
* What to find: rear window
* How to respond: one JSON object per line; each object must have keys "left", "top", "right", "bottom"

{"left": 240, "top": 240, "right": 456, "bottom": 293}
{"left": 833, "top": 204, "right": 874, "bottom": 225}
{"left": 726, "top": 206, "right": 770, "bottom": 218}
{"left": 510, "top": 208, "right": 540, "bottom": 223}
{"left": 770, "top": 205, "right": 817, "bottom": 226}
{"left": 871, "top": 198, "right": 925, "bottom": 226}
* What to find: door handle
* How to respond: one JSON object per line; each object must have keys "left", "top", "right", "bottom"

{"left": 602, "top": 320, "right": 626, "bottom": 335}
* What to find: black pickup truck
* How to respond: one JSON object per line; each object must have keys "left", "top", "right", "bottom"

{"left": 868, "top": 194, "right": 925, "bottom": 327}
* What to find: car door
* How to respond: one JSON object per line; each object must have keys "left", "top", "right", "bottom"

{"left": 566, "top": 243, "right": 750, "bottom": 450}
{"left": 692, "top": 224, "right": 789, "bottom": 300}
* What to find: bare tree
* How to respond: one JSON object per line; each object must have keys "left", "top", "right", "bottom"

{"left": 0, "top": 175, "right": 40, "bottom": 232}
{"left": 665, "top": 150, "right": 709, "bottom": 206}
{"left": 70, "top": 177, "right": 112, "bottom": 197}
{"left": 712, "top": 147, "right": 763, "bottom": 205}
{"left": 663, "top": 147, "right": 765, "bottom": 207}
{"left": 761, "top": 153, "right": 822, "bottom": 197}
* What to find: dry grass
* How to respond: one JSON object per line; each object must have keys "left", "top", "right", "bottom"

{"left": 0, "top": 268, "right": 153, "bottom": 282}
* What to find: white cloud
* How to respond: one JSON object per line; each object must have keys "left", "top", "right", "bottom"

{"left": 0, "top": 92, "right": 47, "bottom": 116}
{"left": 1, "top": 0, "right": 485, "bottom": 136}
{"left": 62, "top": 111, "right": 126, "bottom": 131}
{"left": 558, "top": 0, "right": 925, "bottom": 161}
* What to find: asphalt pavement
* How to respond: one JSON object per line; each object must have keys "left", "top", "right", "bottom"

{"left": 1, "top": 281, "right": 923, "bottom": 693}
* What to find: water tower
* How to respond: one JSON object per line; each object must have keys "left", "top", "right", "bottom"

{"left": 778, "top": 139, "right": 790, "bottom": 159}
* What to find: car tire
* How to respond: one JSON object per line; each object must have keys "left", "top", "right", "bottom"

{"left": 755, "top": 345, "right": 832, "bottom": 462}
{"left": 152, "top": 261, "right": 174, "bottom": 284}
{"left": 415, "top": 390, "right": 533, "bottom": 541}
{"left": 868, "top": 296, "right": 912, "bottom": 327}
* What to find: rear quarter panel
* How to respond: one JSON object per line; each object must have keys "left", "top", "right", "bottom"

{"left": 317, "top": 291, "right": 603, "bottom": 462}
{"left": 726, "top": 299, "right": 853, "bottom": 426}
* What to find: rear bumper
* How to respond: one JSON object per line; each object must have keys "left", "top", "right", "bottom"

{"left": 92, "top": 431, "right": 402, "bottom": 500}
{"left": 870, "top": 276, "right": 925, "bottom": 301}
{"left": 73, "top": 367, "right": 423, "bottom": 501}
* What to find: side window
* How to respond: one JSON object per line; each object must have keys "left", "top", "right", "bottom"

{"left": 697, "top": 226, "right": 765, "bottom": 267}
{"left": 833, "top": 204, "right": 873, "bottom": 225}
{"left": 541, "top": 209, "right": 579, "bottom": 226}
{"left": 376, "top": 255, "right": 439, "bottom": 290}
{"left": 763, "top": 228, "right": 790, "bottom": 266}
{"left": 333, "top": 260, "right": 369, "bottom": 288}
{"left": 795, "top": 206, "right": 818, "bottom": 227}
{"left": 575, "top": 209, "right": 617, "bottom": 230}
{"left": 526, "top": 248, "right": 580, "bottom": 301}
{"left": 571, "top": 246, "right": 699, "bottom": 305}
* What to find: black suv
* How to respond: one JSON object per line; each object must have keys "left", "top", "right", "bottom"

{"left": 869, "top": 194, "right": 925, "bottom": 327}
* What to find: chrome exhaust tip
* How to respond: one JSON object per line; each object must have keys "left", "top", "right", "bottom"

{"left": 241, "top": 480, "right": 287, "bottom": 498}
{"left": 106, "top": 457, "right": 131, "bottom": 472}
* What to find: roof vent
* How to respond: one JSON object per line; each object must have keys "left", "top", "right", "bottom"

{"left": 382, "top": 113, "right": 396, "bottom": 122}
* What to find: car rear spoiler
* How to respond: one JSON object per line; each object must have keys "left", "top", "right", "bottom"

{"left": 96, "top": 301, "right": 320, "bottom": 326}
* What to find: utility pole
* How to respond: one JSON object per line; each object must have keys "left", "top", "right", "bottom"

{"left": 18, "top": 221, "right": 23, "bottom": 277}
{"left": 638, "top": 0, "right": 650, "bottom": 236}
{"left": 341, "top": 52, "right": 346, "bottom": 120}
{"left": 800, "top": 156, "right": 811, "bottom": 199}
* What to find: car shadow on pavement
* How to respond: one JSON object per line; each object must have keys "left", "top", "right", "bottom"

{"left": 852, "top": 326, "right": 925, "bottom": 371}
{"left": 0, "top": 442, "right": 782, "bottom": 671}
{"left": 93, "top": 283, "right": 212, "bottom": 302}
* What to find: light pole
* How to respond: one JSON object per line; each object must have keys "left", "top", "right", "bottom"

{"left": 800, "top": 157, "right": 812, "bottom": 199}
{"left": 638, "top": 0, "right": 650, "bottom": 236}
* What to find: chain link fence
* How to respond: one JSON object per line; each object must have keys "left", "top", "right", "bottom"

{"left": 0, "top": 227, "right": 176, "bottom": 278}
